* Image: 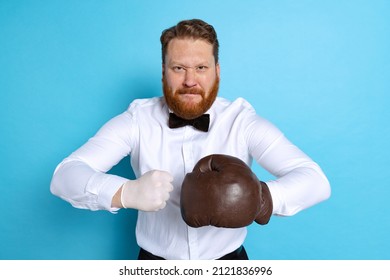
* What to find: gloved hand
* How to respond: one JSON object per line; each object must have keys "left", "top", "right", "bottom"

{"left": 180, "top": 154, "right": 273, "bottom": 228}
{"left": 121, "top": 170, "right": 174, "bottom": 211}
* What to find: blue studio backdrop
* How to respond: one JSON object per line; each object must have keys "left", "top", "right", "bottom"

{"left": 1, "top": 0, "right": 389, "bottom": 260}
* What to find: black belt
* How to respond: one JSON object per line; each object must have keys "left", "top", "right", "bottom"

{"left": 218, "top": 245, "right": 247, "bottom": 260}
{"left": 138, "top": 245, "right": 248, "bottom": 260}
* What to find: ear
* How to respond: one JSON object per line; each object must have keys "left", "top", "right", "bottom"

{"left": 162, "top": 64, "right": 165, "bottom": 76}
{"left": 216, "top": 63, "right": 220, "bottom": 79}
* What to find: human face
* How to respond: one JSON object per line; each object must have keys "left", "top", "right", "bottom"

{"left": 163, "top": 38, "right": 220, "bottom": 120}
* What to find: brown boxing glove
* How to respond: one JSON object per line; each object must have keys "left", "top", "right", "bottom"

{"left": 180, "top": 154, "right": 273, "bottom": 228}
{"left": 255, "top": 181, "right": 273, "bottom": 225}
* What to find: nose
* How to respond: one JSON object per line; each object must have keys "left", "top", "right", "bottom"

{"left": 183, "top": 69, "right": 197, "bottom": 88}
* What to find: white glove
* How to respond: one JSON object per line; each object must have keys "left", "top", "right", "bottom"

{"left": 120, "top": 170, "right": 174, "bottom": 211}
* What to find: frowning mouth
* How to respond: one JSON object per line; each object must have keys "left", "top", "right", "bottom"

{"left": 180, "top": 92, "right": 200, "bottom": 96}
{"left": 177, "top": 88, "right": 204, "bottom": 97}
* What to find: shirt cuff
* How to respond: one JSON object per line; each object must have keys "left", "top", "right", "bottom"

{"left": 86, "top": 173, "right": 129, "bottom": 213}
{"left": 264, "top": 180, "right": 283, "bottom": 215}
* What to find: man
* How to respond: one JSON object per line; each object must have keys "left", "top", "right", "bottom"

{"left": 50, "top": 19, "right": 331, "bottom": 260}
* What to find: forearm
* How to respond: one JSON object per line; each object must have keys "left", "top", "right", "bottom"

{"left": 266, "top": 162, "right": 331, "bottom": 216}
{"left": 50, "top": 111, "right": 137, "bottom": 211}
{"left": 246, "top": 117, "right": 331, "bottom": 216}
{"left": 50, "top": 158, "right": 128, "bottom": 212}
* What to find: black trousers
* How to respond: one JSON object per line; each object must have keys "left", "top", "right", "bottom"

{"left": 138, "top": 245, "right": 249, "bottom": 260}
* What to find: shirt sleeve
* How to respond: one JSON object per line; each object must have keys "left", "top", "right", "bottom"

{"left": 244, "top": 107, "right": 331, "bottom": 216}
{"left": 50, "top": 110, "right": 136, "bottom": 213}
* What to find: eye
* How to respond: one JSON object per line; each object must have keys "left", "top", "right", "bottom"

{"left": 197, "top": 66, "right": 208, "bottom": 71}
{"left": 172, "top": 66, "right": 185, "bottom": 72}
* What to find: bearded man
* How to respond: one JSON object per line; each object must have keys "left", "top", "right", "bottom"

{"left": 50, "top": 19, "right": 330, "bottom": 260}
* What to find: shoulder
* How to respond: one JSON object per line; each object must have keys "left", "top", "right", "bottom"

{"left": 123, "top": 97, "right": 170, "bottom": 129}
{"left": 215, "top": 97, "right": 255, "bottom": 108}
{"left": 212, "top": 97, "right": 257, "bottom": 116}
{"left": 127, "top": 97, "right": 165, "bottom": 112}
{"left": 213, "top": 97, "right": 278, "bottom": 132}
{"left": 125, "top": 97, "right": 167, "bottom": 118}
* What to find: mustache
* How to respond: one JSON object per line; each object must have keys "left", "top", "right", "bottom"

{"left": 176, "top": 87, "right": 205, "bottom": 96}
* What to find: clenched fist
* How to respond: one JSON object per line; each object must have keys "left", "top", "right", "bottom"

{"left": 121, "top": 170, "right": 174, "bottom": 211}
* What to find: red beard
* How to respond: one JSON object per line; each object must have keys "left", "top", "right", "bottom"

{"left": 162, "top": 76, "right": 220, "bottom": 120}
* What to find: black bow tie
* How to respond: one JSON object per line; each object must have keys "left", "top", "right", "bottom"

{"left": 168, "top": 113, "right": 210, "bottom": 132}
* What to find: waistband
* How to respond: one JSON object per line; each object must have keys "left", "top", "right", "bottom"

{"left": 138, "top": 245, "right": 248, "bottom": 260}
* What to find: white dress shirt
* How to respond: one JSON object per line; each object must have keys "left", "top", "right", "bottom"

{"left": 50, "top": 96, "right": 331, "bottom": 259}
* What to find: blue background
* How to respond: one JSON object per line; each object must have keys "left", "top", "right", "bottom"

{"left": 1, "top": 0, "right": 389, "bottom": 260}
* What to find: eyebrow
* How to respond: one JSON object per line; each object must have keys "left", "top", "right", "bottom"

{"left": 168, "top": 61, "right": 211, "bottom": 67}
